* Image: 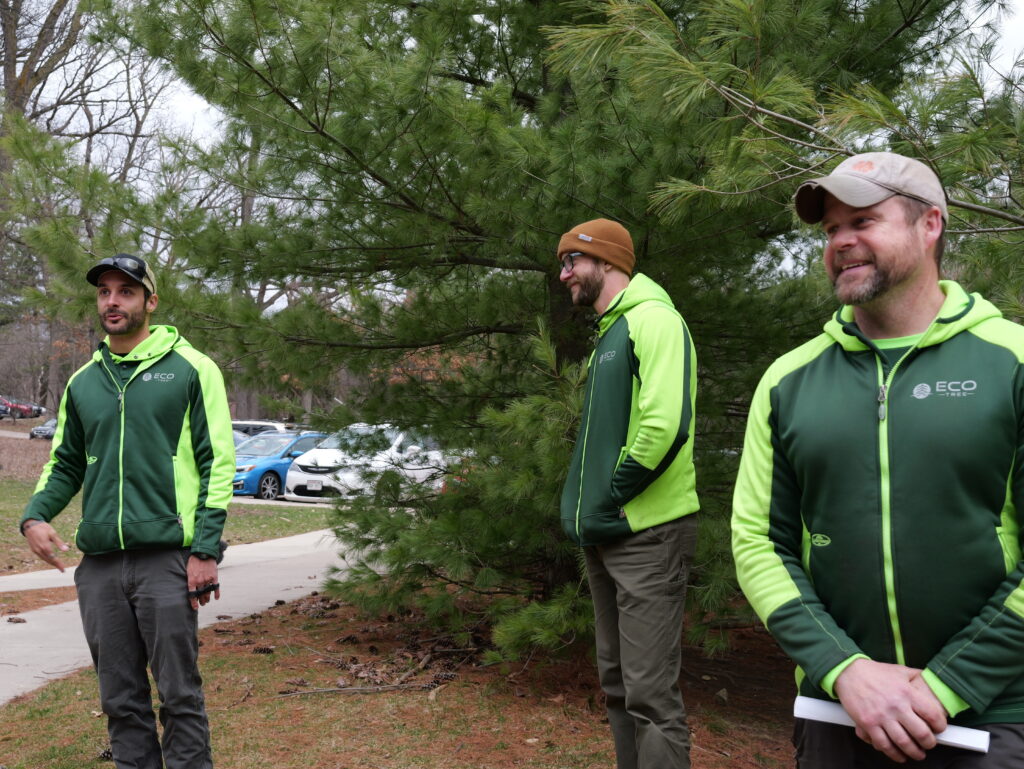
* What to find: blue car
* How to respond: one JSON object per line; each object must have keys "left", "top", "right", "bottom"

{"left": 233, "top": 431, "right": 326, "bottom": 500}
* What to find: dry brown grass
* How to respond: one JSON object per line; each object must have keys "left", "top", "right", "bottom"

{"left": 0, "top": 430, "right": 52, "bottom": 483}
{"left": 0, "top": 596, "right": 794, "bottom": 769}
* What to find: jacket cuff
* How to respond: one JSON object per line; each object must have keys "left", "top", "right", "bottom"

{"left": 609, "top": 454, "right": 654, "bottom": 506}
{"left": 922, "top": 668, "right": 971, "bottom": 717}
{"left": 819, "top": 654, "right": 869, "bottom": 698}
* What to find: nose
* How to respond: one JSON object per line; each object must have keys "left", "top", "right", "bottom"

{"left": 828, "top": 224, "right": 857, "bottom": 252}
{"left": 559, "top": 263, "right": 572, "bottom": 283}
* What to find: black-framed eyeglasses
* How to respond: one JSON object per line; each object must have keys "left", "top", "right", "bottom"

{"left": 560, "top": 251, "right": 586, "bottom": 273}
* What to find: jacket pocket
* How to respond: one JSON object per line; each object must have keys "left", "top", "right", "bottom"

{"left": 579, "top": 505, "right": 633, "bottom": 546}
{"left": 615, "top": 446, "right": 628, "bottom": 471}
{"left": 75, "top": 520, "right": 120, "bottom": 554}
{"left": 121, "top": 515, "right": 186, "bottom": 550}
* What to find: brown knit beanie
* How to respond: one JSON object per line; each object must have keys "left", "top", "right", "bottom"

{"left": 557, "top": 218, "right": 635, "bottom": 275}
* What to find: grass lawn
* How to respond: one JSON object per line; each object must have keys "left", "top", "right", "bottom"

{"left": 0, "top": 594, "right": 794, "bottom": 768}
{"left": 1, "top": 474, "right": 333, "bottom": 576}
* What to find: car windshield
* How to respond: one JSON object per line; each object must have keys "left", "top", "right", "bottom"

{"left": 319, "top": 425, "right": 400, "bottom": 453}
{"left": 236, "top": 433, "right": 296, "bottom": 456}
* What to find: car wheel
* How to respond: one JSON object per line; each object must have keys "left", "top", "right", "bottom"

{"left": 257, "top": 472, "right": 280, "bottom": 500}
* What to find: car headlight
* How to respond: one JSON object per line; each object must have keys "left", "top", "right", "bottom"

{"left": 237, "top": 464, "right": 256, "bottom": 473}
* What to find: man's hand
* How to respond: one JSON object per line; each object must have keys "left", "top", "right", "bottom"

{"left": 23, "top": 520, "right": 69, "bottom": 572}
{"left": 834, "top": 658, "right": 948, "bottom": 762}
{"left": 186, "top": 556, "right": 220, "bottom": 610}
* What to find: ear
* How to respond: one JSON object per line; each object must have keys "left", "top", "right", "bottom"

{"left": 920, "top": 206, "right": 943, "bottom": 248}
{"left": 147, "top": 293, "right": 159, "bottom": 313}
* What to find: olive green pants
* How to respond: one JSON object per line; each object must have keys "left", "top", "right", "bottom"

{"left": 585, "top": 515, "right": 699, "bottom": 769}
{"left": 76, "top": 549, "right": 212, "bottom": 769}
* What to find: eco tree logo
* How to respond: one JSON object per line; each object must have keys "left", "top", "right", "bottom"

{"left": 912, "top": 383, "right": 932, "bottom": 400}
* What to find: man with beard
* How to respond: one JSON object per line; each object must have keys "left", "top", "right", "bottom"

{"left": 733, "top": 152, "right": 1024, "bottom": 767}
{"left": 557, "top": 219, "right": 700, "bottom": 769}
{"left": 20, "top": 253, "right": 234, "bottom": 769}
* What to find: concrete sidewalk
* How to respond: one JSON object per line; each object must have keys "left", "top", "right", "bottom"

{"left": 0, "top": 529, "right": 346, "bottom": 706}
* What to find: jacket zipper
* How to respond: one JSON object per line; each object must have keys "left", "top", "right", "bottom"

{"left": 874, "top": 341, "right": 925, "bottom": 666}
{"left": 99, "top": 359, "right": 129, "bottom": 549}
{"left": 574, "top": 349, "right": 600, "bottom": 541}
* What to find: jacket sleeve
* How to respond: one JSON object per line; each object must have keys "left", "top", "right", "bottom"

{"left": 921, "top": 363, "right": 1024, "bottom": 715}
{"left": 731, "top": 369, "right": 867, "bottom": 690}
{"left": 186, "top": 354, "right": 235, "bottom": 557}
{"left": 20, "top": 382, "right": 87, "bottom": 529}
{"left": 609, "top": 304, "right": 695, "bottom": 505}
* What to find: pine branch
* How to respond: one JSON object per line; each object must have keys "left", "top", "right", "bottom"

{"left": 435, "top": 69, "right": 537, "bottom": 111}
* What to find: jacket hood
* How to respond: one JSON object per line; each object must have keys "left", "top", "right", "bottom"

{"left": 597, "top": 274, "right": 676, "bottom": 334}
{"left": 94, "top": 325, "right": 186, "bottom": 363}
{"left": 823, "top": 281, "right": 1002, "bottom": 352}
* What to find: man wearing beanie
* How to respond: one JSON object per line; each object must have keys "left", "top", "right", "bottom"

{"left": 20, "top": 253, "right": 234, "bottom": 768}
{"left": 557, "top": 218, "right": 700, "bottom": 769}
{"left": 733, "top": 152, "right": 1024, "bottom": 766}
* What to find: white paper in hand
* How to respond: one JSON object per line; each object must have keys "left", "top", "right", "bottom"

{"left": 793, "top": 696, "right": 990, "bottom": 754}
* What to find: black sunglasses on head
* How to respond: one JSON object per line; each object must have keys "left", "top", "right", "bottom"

{"left": 86, "top": 253, "right": 152, "bottom": 289}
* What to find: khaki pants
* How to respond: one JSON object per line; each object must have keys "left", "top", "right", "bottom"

{"left": 76, "top": 549, "right": 212, "bottom": 769}
{"left": 794, "top": 719, "right": 1024, "bottom": 768}
{"left": 585, "top": 515, "right": 699, "bottom": 769}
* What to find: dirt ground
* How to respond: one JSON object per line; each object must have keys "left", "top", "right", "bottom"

{"left": 192, "top": 595, "right": 796, "bottom": 768}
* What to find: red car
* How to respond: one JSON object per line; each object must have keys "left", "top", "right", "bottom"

{"left": 0, "top": 396, "right": 35, "bottom": 419}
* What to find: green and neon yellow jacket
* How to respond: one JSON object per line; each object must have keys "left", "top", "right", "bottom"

{"left": 21, "top": 326, "right": 235, "bottom": 558}
{"left": 560, "top": 274, "right": 699, "bottom": 546}
{"left": 732, "top": 282, "right": 1024, "bottom": 726}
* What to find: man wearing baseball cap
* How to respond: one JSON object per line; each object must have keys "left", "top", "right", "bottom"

{"left": 733, "top": 152, "right": 1024, "bottom": 766}
{"left": 557, "top": 219, "right": 700, "bottom": 769}
{"left": 21, "top": 253, "right": 234, "bottom": 768}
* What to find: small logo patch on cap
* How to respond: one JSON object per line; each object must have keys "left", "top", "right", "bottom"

{"left": 578, "top": 234, "right": 593, "bottom": 242}
{"left": 852, "top": 161, "right": 875, "bottom": 173}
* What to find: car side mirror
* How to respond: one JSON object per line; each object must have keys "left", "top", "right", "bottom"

{"left": 289, "top": 450, "right": 303, "bottom": 458}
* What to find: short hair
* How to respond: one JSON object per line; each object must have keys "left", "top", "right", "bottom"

{"left": 898, "top": 196, "right": 945, "bottom": 270}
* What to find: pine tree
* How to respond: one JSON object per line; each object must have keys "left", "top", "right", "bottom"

{"left": 20, "top": 0, "right": 1010, "bottom": 655}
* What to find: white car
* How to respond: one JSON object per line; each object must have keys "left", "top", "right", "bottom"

{"left": 283, "top": 423, "right": 445, "bottom": 502}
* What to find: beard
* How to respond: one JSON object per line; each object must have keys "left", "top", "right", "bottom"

{"left": 100, "top": 308, "right": 147, "bottom": 337}
{"left": 572, "top": 270, "right": 604, "bottom": 308}
{"left": 834, "top": 268, "right": 887, "bottom": 306}
{"left": 831, "top": 248, "right": 915, "bottom": 307}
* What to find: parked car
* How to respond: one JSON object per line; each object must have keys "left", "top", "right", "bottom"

{"left": 16, "top": 399, "right": 45, "bottom": 417}
{"left": 0, "top": 397, "right": 34, "bottom": 419}
{"left": 29, "top": 418, "right": 57, "bottom": 439}
{"left": 231, "top": 420, "right": 291, "bottom": 437}
{"left": 233, "top": 431, "right": 327, "bottom": 500}
{"left": 232, "top": 429, "right": 249, "bottom": 447}
{"left": 284, "top": 423, "right": 445, "bottom": 502}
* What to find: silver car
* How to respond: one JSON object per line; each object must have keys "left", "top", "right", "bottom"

{"left": 283, "top": 423, "right": 443, "bottom": 502}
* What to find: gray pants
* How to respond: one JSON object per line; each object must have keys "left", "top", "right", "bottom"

{"left": 794, "top": 719, "right": 1024, "bottom": 768}
{"left": 585, "top": 515, "right": 699, "bottom": 769}
{"left": 75, "top": 549, "right": 212, "bottom": 769}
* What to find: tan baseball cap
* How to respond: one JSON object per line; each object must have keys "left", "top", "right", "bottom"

{"left": 794, "top": 152, "right": 947, "bottom": 224}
